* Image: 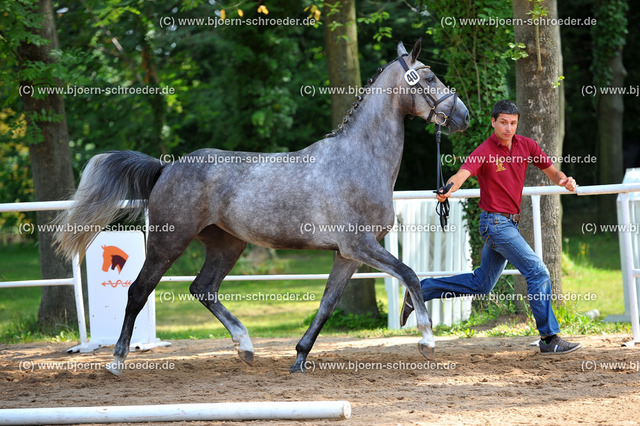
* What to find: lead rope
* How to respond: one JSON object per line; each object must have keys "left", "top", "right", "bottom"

{"left": 434, "top": 124, "right": 452, "bottom": 229}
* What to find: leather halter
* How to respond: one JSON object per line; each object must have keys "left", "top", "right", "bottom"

{"left": 397, "top": 54, "right": 458, "bottom": 125}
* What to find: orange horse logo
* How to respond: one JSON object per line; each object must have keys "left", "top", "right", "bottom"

{"left": 101, "top": 245, "right": 129, "bottom": 274}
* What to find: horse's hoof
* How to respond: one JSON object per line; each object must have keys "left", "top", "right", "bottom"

{"left": 289, "top": 363, "right": 306, "bottom": 374}
{"left": 238, "top": 349, "right": 254, "bottom": 366}
{"left": 418, "top": 342, "right": 435, "bottom": 359}
{"left": 106, "top": 365, "right": 122, "bottom": 376}
{"left": 106, "top": 358, "right": 124, "bottom": 376}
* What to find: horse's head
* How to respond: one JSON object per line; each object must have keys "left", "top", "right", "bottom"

{"left": 395, "top": 39, "right": 469, "bottom": 133}
{"left": 101, "top": 245, "right": 129, "bottom": 273}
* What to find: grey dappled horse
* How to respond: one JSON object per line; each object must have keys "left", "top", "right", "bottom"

{"left": 54, "top": 40, "right": 469, "bottom": 374}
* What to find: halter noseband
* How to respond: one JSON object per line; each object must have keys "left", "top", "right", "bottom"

{"left": 397, "top": 54, "right": 458, "bottom": 126}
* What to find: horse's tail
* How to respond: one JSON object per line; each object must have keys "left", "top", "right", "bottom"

{"left": 54, "top": 151, "right": 166, "bottom": 261}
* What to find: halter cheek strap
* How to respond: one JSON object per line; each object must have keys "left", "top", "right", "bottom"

{"left": 397, "top": 54, "right": 454, "bottom": 228}
{"left": 397, "top": 54, "right": 458, "bottom": 125}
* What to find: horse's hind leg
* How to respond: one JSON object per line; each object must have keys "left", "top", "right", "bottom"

{"left": 190, "top": 226, "right": 253, "bottom": 365}
{"left": 108, "top": 230, "right": 193, "bottom": 376}
{"left": 290, "top": 252, "right": 360, "bottom": 373}
{"left": 341, "top": 236, "right": 435, "bottom": 359}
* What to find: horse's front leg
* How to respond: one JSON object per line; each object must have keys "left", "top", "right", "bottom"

{"left": 290, "top": 252, "right": 360, "bottom": 373}
{"left": 340, "top": 236, "right": 435, "bottom": 358}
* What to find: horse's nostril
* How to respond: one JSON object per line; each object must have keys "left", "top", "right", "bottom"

{"left": 465, "top": 112, "right": 470, "bottom": 124}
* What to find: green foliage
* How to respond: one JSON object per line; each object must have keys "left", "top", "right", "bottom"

{"left": 550, "top": 75, "right": 565, "bottom": 88}
{"left": 591, "top": 0, "right": 628, "bottom": 87}
{"left": 526, "top": 0, "right": 549, "bottom": 20}
{"left": 357, "top": 10, "right": 392, "bottom": 50}
{"left": 303, "top": 301, "right": 387, "bottom": 331}
{"left": 0, "top": 137, "right": 33, "bottom": 235}
{"left": 502, "top": 42, "right": 528, "bottom": 61}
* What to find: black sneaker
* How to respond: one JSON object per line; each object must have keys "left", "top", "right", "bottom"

{"left": 400, "top": 288, "right": 414, "bottom": 327}
{"left": 539, "top": 335, "right": 582, "bottom": 355}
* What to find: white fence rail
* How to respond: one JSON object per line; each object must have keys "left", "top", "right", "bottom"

{"left": 2, "top": 182, "right": 640, "bottom": 346}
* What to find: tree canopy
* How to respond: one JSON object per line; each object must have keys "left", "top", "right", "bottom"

{"left": 1, "top": 0, "right": 637, "bottom": 233}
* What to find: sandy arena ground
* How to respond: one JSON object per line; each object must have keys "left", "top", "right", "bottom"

{"left": 1, "top": 334, "right": 639, "bottom": 425}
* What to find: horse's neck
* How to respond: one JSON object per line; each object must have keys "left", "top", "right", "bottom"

{"left": 339, "top": 90, "right": 406, "bottom": 187}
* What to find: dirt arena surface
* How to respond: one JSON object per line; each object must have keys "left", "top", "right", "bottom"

{"left": 1, "top": 334, "right": 639, "bottom": 425}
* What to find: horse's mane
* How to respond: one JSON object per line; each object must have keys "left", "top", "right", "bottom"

{"left": 324, "top": 58, "right": 399, "bottom": 138}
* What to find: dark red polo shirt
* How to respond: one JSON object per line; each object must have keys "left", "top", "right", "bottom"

{"left": 460, "top": 133, "right": 553, "bottom": 214}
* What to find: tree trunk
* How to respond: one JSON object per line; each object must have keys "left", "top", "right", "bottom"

{"left": 324, "top": 0, "right": 378, "bottom": 318}
{"left": 324, "top": 0, "right": 361, "bottom": 128}
{"left": 513, "top": 0, "right": 563, "bottom": 308}
{"left": 596, "top": 50, "right": 626, "bottom": 224}
{"left": 17, "top": 0, "right": 77, "bottom": 330}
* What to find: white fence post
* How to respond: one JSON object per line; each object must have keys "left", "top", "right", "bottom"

{"left": 531, "top": 194, "right": 543, "bottom": 260}
{"left": 619, "top": 192, "right": 640, "bottom": 346}
{"left": 71, "top": 253, "right": 89, "bottom": 347}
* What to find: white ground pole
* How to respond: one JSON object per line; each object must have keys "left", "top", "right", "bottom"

{"left": 0, "top": 401, "right": 351, "bottom": 425}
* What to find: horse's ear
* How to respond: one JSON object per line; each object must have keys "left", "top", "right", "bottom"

{"left": 397, "top": 41, "right": 408, "bottom": 57}
{"left": 410, "top": 38, "right": 422, "bottom": 63}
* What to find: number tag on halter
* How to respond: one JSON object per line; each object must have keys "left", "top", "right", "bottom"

{"left": 404, "top": 69, "right": 420, "bottom": 86}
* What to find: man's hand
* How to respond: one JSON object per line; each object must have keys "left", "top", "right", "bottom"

{"left": 435, "top": 182, "right": 454, "bottom": 203}
{"left": 436, "top": 192, "right": 450, "bottom": 203}
{"left": 559, "top": 176, "right": 577, "bottom": 192}
{"left": 542, "top": 165, "right": 577, "bottom": 192}
{"left": 436, "top": 169, "right": 471, "bottom": 203}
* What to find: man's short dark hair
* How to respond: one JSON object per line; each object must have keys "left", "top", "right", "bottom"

{"left": 491, "top": 100, "right": 520, "bottom": 120}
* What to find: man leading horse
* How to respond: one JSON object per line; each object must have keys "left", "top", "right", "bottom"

{"left": 401, "top": 99, "right": 581, "bottom": 355}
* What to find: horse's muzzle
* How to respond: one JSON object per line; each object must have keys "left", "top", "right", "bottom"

{"left": 448, "top": 105, "right": 470, "bottom": 133}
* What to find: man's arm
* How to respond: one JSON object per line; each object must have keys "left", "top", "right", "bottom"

{"left": 437, "top": 169, "right": 471, "bottom": 202}
{"left": 542, "top": 164, "right": 577, "bottom": 192}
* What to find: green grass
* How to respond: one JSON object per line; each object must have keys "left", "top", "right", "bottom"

{"left": 155, "top": 242, "right": 394, "bottom": 339}
{"left": 0, "top": 242, "right": 43, "bottom": 335}
{"left": 561, "top": 232, "right": 625, "bottom": 318}
{"left": 0, "top": 232, "right": 634, "bottom": 343}
{"left": 432, "top": 231, "right": 632, "bottom": 339}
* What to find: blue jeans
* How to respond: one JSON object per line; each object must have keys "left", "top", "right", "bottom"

{"left": 421, "top": 212, "right": 560, "bottom": 336}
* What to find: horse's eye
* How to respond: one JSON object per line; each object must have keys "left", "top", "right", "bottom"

{"left": 427, "top": 75, "right": 435, "bottom": 83}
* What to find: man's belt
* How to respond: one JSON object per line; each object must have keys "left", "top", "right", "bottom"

{"left": 485, "top": 211, "right": 520, "bottom": 223}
